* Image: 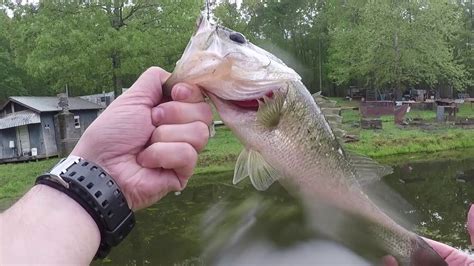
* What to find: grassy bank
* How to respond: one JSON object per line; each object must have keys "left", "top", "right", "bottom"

{"left": 0, "top": 127, "right": 242, "bottom": 200}
{"left": 0, "top": 159, "right": 58, "bottom": 200}
{"left": 348, "top": 124, "right": 474, "bottom": 157}
{"left": 195, "top": 127, "right": 241, "bottom": 174}
{"left": 338, "top": 102, "right": 474, "bottom": 157}
{"left": 1, "top": 101, "right": 473, "bottom": 200}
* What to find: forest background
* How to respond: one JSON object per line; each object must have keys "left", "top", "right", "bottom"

{"left": 0, "top": 0, "right": 472, "bottom": 102}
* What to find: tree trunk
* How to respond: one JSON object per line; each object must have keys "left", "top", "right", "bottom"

{"left": 393, "top": 31, "right": 402, "bottom": 100}
{"left": 319, "top": 37, "right": 323, "bottom": 92}
{"left": 111, "top": 0, "right": 124, "bottom": 97}
{"left": 112, "top": 51, "right": 122, "bottom": 97}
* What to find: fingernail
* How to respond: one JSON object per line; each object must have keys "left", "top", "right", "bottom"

{"left": 174, "top": 85, "right": 191, "bottom": 100}
{"left": 152, "top": 107, "right": 164, "bottom": 125}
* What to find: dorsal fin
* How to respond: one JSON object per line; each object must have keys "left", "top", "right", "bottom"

{"left": 313, "top": 92, "right": 337, "bottom": 107}
{"left": 312, "top": 92, "right": 346, "bottom": 139}
{"left": 346, "top": 151, "right": 393, "bottom": 185}
{"left": 311, "top": 93, "right": 385, "bottom": 182}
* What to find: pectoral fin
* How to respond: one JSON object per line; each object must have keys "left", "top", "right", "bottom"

{"left": 256, "top": 90, "right": 286, "bottom": 128}
{"left": 232, "top": 148, "right": 282, "bottom": 191}
{"left": 248, "top": 150, "right": 282, "bottom": 191}
{"left": 233, "top": 148, "right": 250, "bottom": 185}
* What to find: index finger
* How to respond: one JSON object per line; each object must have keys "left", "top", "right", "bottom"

{"left": 171, "top": 83, "right": 205, "bottom": 103}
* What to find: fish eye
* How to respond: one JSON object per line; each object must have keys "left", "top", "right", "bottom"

{"left": 229, "top": 32, "right": 246, "bottom": 44}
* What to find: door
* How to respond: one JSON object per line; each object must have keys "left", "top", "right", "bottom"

{"left": 17, "top": 125, "right": 30, "bottom": 156}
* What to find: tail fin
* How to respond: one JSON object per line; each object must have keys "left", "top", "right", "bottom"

{"left": 411, "top": 236, "right": 447, "bottom": 266}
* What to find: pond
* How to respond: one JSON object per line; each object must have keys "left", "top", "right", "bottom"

{"left": 94, "top": 149, "right": 474, "bottom": 265}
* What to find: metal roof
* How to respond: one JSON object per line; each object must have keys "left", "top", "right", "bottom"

{"left": 3, "top": 96, "right": 103, "bottom": 113}
{"left": 0, "top": 110, "right": 41, "bottom": 129}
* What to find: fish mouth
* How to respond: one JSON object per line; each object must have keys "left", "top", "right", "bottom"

{"left": 211, "top": 91, "right": 275, "bottom": 112}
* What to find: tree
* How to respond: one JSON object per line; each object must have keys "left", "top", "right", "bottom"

{"left": 215, "top": 0, "right": 472, "bottom": 97}
{"left": 215, "top": 0, "right": 329, "bottom": 94}
{"left": 453, "top": 0, "right": 474, "bottom": 95}
{"left": 2, "top": 0, "right": 472, "bottom": 99}
{"left": 8, "top": 0, "right": 202, "bottom": 97}
{"left": 0, "top": 10, "right": 27, "bottom": 102}
{"left": 327, "top": 0, "right": 470, "bottom": 98}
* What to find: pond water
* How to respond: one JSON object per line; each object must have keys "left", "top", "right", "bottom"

{"left": 94, "top": 149, "right": 474, "bottom": 265}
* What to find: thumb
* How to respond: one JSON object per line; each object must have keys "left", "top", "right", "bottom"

{"left": 121, "top": 67, "right": 171, "bottom": 107}
{"left": 422, "top": 237, "right": 474, "bottom": 265}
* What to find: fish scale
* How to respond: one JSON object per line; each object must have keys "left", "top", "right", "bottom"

{"left": 274, "top": 81, "right": 416, "bottom": 259}
{"left": 220, "top": 79, "right": 419, "bottom": 263}
{"left": 164, "top": 15, "right": 447, "bottom": 265}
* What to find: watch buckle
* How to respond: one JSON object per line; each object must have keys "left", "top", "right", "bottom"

{"left": 48, "top": 155, "right": 82, "bottom": 189}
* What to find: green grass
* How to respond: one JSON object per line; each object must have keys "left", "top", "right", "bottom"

{"left": 336, "top": 101, "right": 474, "bottom": 157}
{"left": 402, "top": 103, "right": 473, "bottom": 121}
{"left": 377, "top": 147, "right": 474, "bottom": 166}
{"left": 194, "top": 127, "right": 242, "bottom": 175}
{"left": 346, "top": 123, "right": 474, "bottom": 157}
{"left": 0, "top": 127, "right": 242, "bottom": 201}
{"left": 0, "top": 158, "right": 58, "bottom": 200}
{"left": 1, "top": 101, "right": 473, "bottom": 201}
{"left": 458, "top": 103, "right": 474, "bottom": 117}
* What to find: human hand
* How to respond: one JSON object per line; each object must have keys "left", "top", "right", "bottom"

{"left": 420, "top": 205, "right": 474, "bottom": 265}
{"left": 381, "top": 239, "right": 473, "bottom": 266}
{"left": 421, "top": 238, "right": 474, "bottom": 265}
{"left": 467, "top": 204, "right": 474, "bottom": 246}
{"left": 382, "top": 205, "right": 474, "bottom": 266}
{"left": 72, "top": 67, "right": 212, "bottom": 211}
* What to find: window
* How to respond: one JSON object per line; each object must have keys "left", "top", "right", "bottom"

{"left": 74, "top": 116, "right": 81, "bottom": 129}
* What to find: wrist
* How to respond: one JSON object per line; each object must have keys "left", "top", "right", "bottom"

{"left": 31, "top": 184, "right": 102, "bottom": 244}
{"left": 1, "top": 185, "right": 100, "bottom": 264}
{"left": 71, "top": 139, "right": 105, "bottom": 170}
{"left": 71, "top": 144, "right": 133, "bottom": 210}
{"left": 35, "top": 155, "right": 135, "bottom": 259}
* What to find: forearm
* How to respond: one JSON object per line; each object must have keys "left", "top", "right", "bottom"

{"left": 0, "top": 185, "right": 100, "bottom": 264}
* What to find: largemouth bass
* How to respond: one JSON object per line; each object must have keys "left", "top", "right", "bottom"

{"left": 163, "top": 16, "right": 446, "bottom": 265}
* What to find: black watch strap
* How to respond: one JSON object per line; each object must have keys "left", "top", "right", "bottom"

{"left": 36, "top": 157, "right": 135, "bottom": 259}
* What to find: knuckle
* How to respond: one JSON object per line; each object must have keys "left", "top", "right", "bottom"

{"left": 163, "top": 102, "right": 183, "bottom": 120}
{"left": 151, "top": 126, "right": 165, "bottom": 142}
{"left": 145, "top": 66, "right": 164, "bottom": 75}
{"left": 181, "top": 143, "right": 198, "bottom": 163}
{"left": 194, "top": 122, "right": 210, "bottom": 151}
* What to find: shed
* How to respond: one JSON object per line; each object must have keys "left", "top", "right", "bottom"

{"left": 0, "top": 96, "right": 102, "bottom": 162}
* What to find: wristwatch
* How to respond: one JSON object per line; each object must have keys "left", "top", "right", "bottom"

{"left": 35, "top": 155, "right": 135, "bottom": 259}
